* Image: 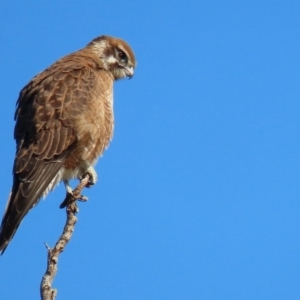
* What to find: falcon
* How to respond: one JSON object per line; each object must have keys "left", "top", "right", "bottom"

{"left": 0, "top": 35, "right": 136, "bottom": 253}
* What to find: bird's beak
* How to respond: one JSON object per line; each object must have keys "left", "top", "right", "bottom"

{"left": 124, "top": 66, "right": 134, "bottom": 79}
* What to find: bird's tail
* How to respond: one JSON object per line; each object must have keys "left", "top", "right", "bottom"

{"left": 0, "top": 192, "right": 15, "bottom": 254}
{"left": 0, "top": 161, "right": 63, "bottom": 254}
{"left": 0, "top": 179, "right": 39, "bottom": 254}
{"left": 0, "top": 186, "right": 28, "bottom": 254}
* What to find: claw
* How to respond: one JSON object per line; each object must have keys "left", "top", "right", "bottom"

{"left": 77, "top": 195, "right": 88, "bottom": 202}
{"left": 81, "top": 166, "right": 98, "bottom": 187}
{"left": 59, "top": 190, "right": 75, "bottom": 209}
{"left": 59, "top": 180, "right": 87, "bottom": 208}
{"left": 59, "top": 167, "right": 96, "bottom": 208}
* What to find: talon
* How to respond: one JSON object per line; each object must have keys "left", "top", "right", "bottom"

{"left": 60, "top": 179, "right": 90, "bottom": 208}
{"left": 78, "top": 195, "right": 88, "bottom": 202}
{"left": 59, "top": 192, "right": 75, "bottom": 209}
{"left": 81, "top": 166, "right": 98, "bottom": 187}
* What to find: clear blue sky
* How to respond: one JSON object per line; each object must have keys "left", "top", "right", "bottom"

{"left": 0, "top": 1, "right": 300, "bottom": 299}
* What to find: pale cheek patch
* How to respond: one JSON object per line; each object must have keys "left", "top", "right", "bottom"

{"left": 106, "top": 55, "right": 118, "bottom": 64}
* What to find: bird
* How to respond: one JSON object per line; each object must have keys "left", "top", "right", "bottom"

{"left": 0, "top": 35, "right": 136, "bottom": 253}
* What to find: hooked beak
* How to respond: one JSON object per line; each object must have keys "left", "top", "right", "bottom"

{"left": 124, "top": 66, "right": 134, "bottom": 79}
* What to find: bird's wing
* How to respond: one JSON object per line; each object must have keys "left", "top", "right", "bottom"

{"left": 0, "top": 59, "right": 98, "bottom": 252}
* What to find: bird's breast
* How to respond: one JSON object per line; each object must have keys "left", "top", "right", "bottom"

{"left": 63, "top": 71, "right": 114, "bottom": 176}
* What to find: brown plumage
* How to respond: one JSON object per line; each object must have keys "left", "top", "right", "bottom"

{"left": 0, "top": 35, "right": 136, "bottom": 253}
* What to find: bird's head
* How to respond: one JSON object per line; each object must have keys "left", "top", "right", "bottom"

{"left": 87, "top": 35, "right": 136, "bottom": 80}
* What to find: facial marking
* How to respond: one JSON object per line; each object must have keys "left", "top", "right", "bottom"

{"left": 106, "top": 55, "right": 118, "bottom": 65}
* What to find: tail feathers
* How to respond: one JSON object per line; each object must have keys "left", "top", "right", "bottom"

{"left": 0, "top": 189, "right": 32, "bottom": 254}
{"left": 0, "top": 161, "right": 63, "bottom": 254}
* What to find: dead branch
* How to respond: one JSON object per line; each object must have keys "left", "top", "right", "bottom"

{"left": 40, "top": 174, "right": 90, "bottom": 300}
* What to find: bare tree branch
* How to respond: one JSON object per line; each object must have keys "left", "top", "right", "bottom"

{"left": 40, "top": 174, "right": 90, "bottom": 300}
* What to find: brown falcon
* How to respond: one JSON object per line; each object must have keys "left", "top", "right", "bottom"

{"left": 0, "top": 35, "right": 136, "bottom": 253}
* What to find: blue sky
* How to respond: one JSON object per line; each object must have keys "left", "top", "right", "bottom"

{"left": 0, "top": 1, "right": 300, "bottom": 299}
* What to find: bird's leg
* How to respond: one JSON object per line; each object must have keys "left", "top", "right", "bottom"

{"left": 59, "top": 181, "right": 75, "bottom": 209}
{"left": 59, "top": 180, "right": 88, "bottom": 209}
{"left": 59, "top": 166, "right": 97, "bottom": 208}
{"left": 64, "top": 180, "right": 73, "bottom": 195}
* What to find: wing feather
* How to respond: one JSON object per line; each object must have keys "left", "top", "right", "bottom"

{"left": 0, "top": 59, "right": 100, "bottom": 253}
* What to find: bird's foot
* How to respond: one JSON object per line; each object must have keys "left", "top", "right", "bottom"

{"left": 80, "top": 166, "right": 98, "bottom": 188}
{"left": 60, "top": 191, "right": 88, "bottom": 208}
{"left": 59, "top": 180, "right": 88, "bottom": 209}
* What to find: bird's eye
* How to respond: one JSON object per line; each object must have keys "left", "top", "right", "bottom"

{"left": 118, "top": 51, "right": 127, "bottom": 62}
